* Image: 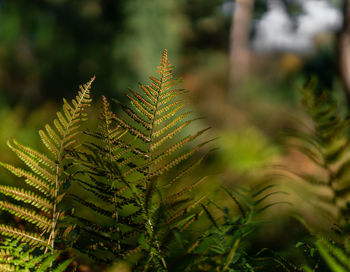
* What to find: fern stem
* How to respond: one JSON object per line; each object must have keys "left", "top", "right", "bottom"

{"left": 104, "top": 99, "right": 122, "bottom": 250}
{"left": 50, "top": 163, "right": 59, "bottom": 254}
{"left": 143, "top": 57, "right": 169, "bottom": 271}
{"left": 49, "top": 79, "right": 93, "bottom": 258}
{"left": 222, "top": 238, "right": 240, "bottom": 272}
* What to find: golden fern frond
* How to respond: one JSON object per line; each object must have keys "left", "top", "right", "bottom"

{"left": 72, "top": 51, "right": 210, "bottom": 269}
{"left": 0, "top": 77, "right": 94, "bottom": 253}
{"left": 40, "top": 79, "right": 93, "bottom": 157}
{"left": 115, "top": 50, "right": 209, "bottom": 183}
{"left": 103, "top": 50, "right": 209, "bottom": 267}
{"left": 111, "top": 50, "right": 210, "bottom": 226}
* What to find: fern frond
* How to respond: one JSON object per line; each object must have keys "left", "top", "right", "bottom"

{"left": 72, "top": 51, "right": 210, "bottom": 269}
{"left": 114, "top": 115, "right": 151, "bottom": 143}
{"left": 69, "top": 95, "right": 145, "bottom": 263}
{"left": 0, "top": 77, "right": 94, "bottom": 255}
{"left": 72, "top": 196, "right": 114, "bottom": 218}
{"left": 284, "top": 79, "right": 350, "bottom": 225}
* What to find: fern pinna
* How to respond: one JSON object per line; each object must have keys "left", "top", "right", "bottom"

{"left": 0, "top": 78, "right": 93, "bottom": 254}
{"left": 72, "top": 50, "right": 210, "bottom": 269}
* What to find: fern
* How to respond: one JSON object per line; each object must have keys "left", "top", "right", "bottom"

{"left": 71, "top": 50, "right": 210, "bottom": 270}
{"left": 0, "top": 238, "right": 72, "bottom": 272}
{"left": 69, "top": 96, "right": 142, "bottom": 263}
{"left": 173, "top": 184, "right": 286, "bottom": 272}
{"left": 284, "top": 78, "right": 350, "bottom": 226}
{"left": 0, "top": 77, "right": 93, "bottom": 256}
{"left": 314, "top": 238, "right": 350, "bottom": 272}
{"left": 298, "top": 236, "right": 350, "bottom": 272}
{"left": 0, "top": 51, "right": 341, "bottom": 272}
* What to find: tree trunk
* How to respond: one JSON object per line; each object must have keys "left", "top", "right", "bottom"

{"left": 229, "top": 0, "right": 254, "bottom": 98}
{"left": 338, "top": 0, "right": 350, "bottom": 105}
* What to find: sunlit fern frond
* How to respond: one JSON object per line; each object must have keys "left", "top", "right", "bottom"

{"left": 113, "top": 50, "right": 210, "bottom": 222}
{"left": 0, "top": 238, "right": 72, "bottom": 272}
{"left": 72, "top": 50, "right": 210, "bottom": 269}
{"left": 0, "top": 77, "right": 93, "bottom": 253}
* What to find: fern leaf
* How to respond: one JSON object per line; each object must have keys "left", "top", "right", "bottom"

{"left": 139, "top": 83, "right": 157, "bottom": 103}
{"left": 126, "top": 93, "right": 153, "bottom": 120}
{"left": 0, "top": 225, "right": 48, "bottom": 247}
{"left": 0, "top": 185, "right": 52, "bottom": 212}
{"left": 39, "top": 130, "right": 60, "bottom": 156}
{"left": 0, "top": 77, "right": 94, "bottom": 258}
{"left": 0, "top": 163, "right": 53, "bottom": 196}
{"left": 11, "top": 139, "right": 56, "bottom": 170}
{"left": 315, "top": 239, "right": 349, "bottom": 272}
{"left": 0, "top": 238, "right": 72, "bottom": 271}
{"left": 285, "top": 80, "right": 350, "bottom": 224}
{"left": 128, "top": 88, "right": 156, "bottom": 112}
{"left": 7, "top": 141, "right": 56, "bottom": 183}
{"left": 114, "top": 116, "right": 150, "bottom": 143}
{"left": 0, "top": 201, "right": 51, "bottom": 230}
{"left": 72, "top": 51, "right": 210, "bottom": 270}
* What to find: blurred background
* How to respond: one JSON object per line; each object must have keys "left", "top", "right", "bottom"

{"left": 0, "top": 0, "right": 349, "bottom": 266}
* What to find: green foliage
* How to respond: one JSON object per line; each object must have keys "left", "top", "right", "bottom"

{"left": 298, "top": 237, "right": 350, "bottom": 272}
{"left": 283, "top": 79, "right": 350, "bottom": 272}
{"left": 0, "top": 238, "right": 72, "bottom": 272}
{"left": 0, "top": 78, "right": 93, "bottom": 256}
{"left": 70, "top": 50, "right": 210, "bottom": 270}
{"left": 4, "top": 50, "right": 349, "bottom": 272}
{"left": 313, "top": 238, "right": 350, "bottom": 272}
{"left": 285, "top": 78, "right": 350, "bottom": 225}
{"left": 0, "top": 1, "right": 187, "bottom": 104}
{"left": 175, "top": 184, "right": 286, "bottom": 272}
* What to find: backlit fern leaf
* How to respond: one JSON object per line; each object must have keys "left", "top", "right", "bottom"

{"left": 0, "top": 77, "right": 93, "bottom": 254}
{"left": 118, "top": 49, "right": 210, "bottom": 247}
{"left": 73, "top": 50, "right": 210, "bottom": 269}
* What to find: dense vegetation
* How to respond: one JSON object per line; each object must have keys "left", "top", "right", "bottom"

{"left": 1, "top": 51, "right": 350, "bottom": 272}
